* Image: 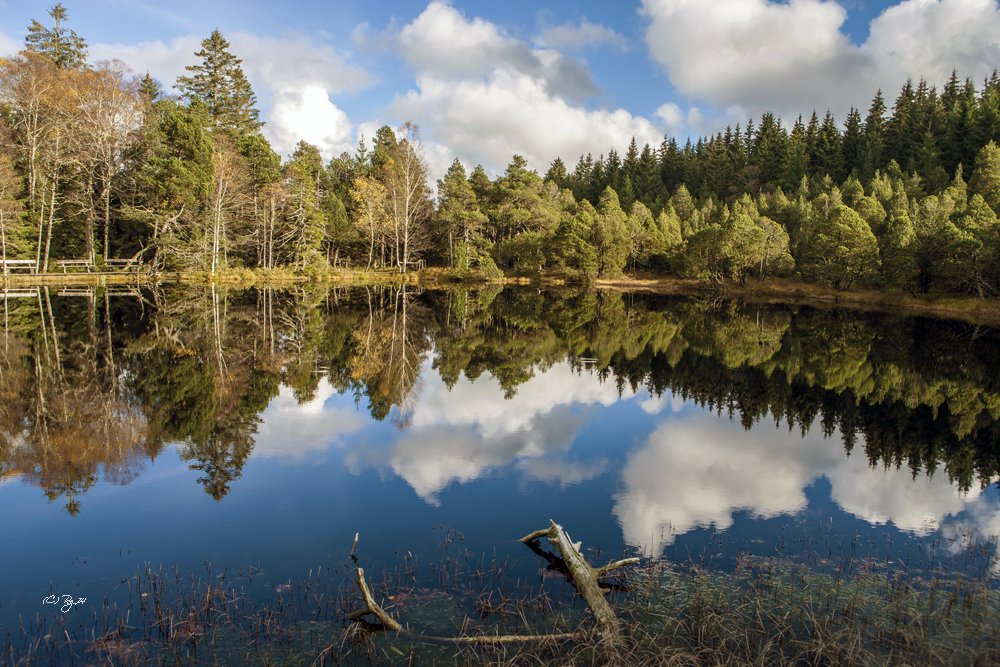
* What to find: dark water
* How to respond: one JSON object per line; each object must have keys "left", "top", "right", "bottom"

{"left": 1, "top": 284, "right": 999, "bottom": 631}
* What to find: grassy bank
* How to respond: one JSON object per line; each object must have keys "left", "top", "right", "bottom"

{"left": 6, "top": 266, "right": 1000, "bottom": 326}
{"left": 597, "top": 275, "right": 1000, "bottom": 326}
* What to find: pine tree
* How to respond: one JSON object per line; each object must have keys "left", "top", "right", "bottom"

{"left": 544, "top": 157, "right": 569, "bottom": 189}
{"left": 23, "top": 3, "right": 88, "bottom": 69}
{"left": 175, "top": 30, "right": 262, "bottom": 135}
{"left": 842, "top": 107, "right": 863, "bottom": 176}
{"left": 140, "top": 72, "right": 161, "bottom": 102}
{"left": 751, "top": 112, "right": 787, "bottom": 186}
{"left": 861, "top": 90, "right": 887, "bottom": 180}
{"left": 814, "top": 111, "right": 843, "bottom": 181}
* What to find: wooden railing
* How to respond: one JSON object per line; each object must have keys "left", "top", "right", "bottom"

{"left": 0, "top": 259, "right": 38, "bottom": 274}
{"left": 55, "top": 259, "right": 95, "bottom": 273}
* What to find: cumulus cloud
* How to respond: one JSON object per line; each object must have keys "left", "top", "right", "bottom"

{"left": 347, "top": 360, "right": 628, "bottom": 504}
{"left": 392, "top": 2, "right": 664, "bottom": 177}
{"left": 865, "top": 0, "right": 1000, "bottom": 89}
{"left": 638, "top": 389, "right": 685, "bottom": 415}
{"left": 88, "top": 35, "right": 203, "bottom": 86}
{"left": 614, "top": 413, "right": 839, "bottom": 551}
{"left": 252, "top": 380, "right": 367, "bottom": 461}
{"left": 90, "top": 32, "right": 370, "bottom": 160}
{"left": 398, "top": 2, "right": 597, "bottom": 102}
{"left": 394, "top": 72, "right": 664, "bottom": 176}
{"left": 0, "top": 26, "right": 22, "bottom": 58}
{"left": 828, "top": 454, "right": 978, "bottom": 535}
{"left": 535, "top": 17, "right": 628, "bottom": 52}
{"left": 655, "top": 102, "right": 686, "bottom": 136}
{"left": 639, "top": 0, "right": 868, "bottom": 122}
{"left": 640, "top": 0, "right": 1000, "bottom": 130}
{"left": 614, "top": 409, "right": 997, "bottom": 553}
{"left": 266, "top": 87, "right": 355, "bottom": 159}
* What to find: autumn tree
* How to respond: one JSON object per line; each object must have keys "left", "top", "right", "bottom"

{"left": 382, "top": 123, "right": 432, "bottom": 272}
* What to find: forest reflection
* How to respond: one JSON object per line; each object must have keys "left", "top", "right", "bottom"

{"left": 1, "top": 284, "right": 998, "bottom": 520}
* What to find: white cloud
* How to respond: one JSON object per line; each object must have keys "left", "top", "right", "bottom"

{"left": 347, "top": 360, "right": 629, "bottom": 504}
{"left": 398, "top": 1, "right": 530, "bottom": 79}
{"left": 88, "top": 35, "right": 203, "bottom": 86}
{"left": 266, "top": 87, "right": 355, "bottom": 159}
{"left": 640, "top": 0, "right": 867, "bottom": 123}
{"left": 392, "top": 2, "right": 663, "bottom": 178}
{"left": 614, "top": 413, "right": 839, "bottom": 551}
{"left": 614, "top": 410, "right": 999, "bottom": 553}
{"left": 639, "top": 389, "right": 685, "bottom": 415}
{"left": 535, "top": 18, "right": 628, "bottom": 52}
{"left": 828, "top": 454, "right": 979, "bottom": 535}
{"left": 655, "top": 102, "right": 685, "bottom": 134}
{"left": 393, "top": 71, "right": 664, "bottom": 177}
{"left": 230, "top": 34, "right": 369, "bottom": 97}
{"left": 865, "top": 0, "right": 1000, "bottom": 90}
{"left": 90, "top": 32, "right": 370, "bottom": 160}
{"left": 0, "top": 26, "right": 21, "bottom": 58}
{"left": 253, "top": 380, "right": 366, "bottom": 461}
{"left": 640, "top": 0, "right": 1000, "bottom": 132}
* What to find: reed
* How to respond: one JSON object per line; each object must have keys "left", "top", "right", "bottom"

{"left": 3, "top": 525, "right": 998, "bottom": 666}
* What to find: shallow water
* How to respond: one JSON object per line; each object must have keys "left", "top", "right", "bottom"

{"left": 1, "top": 284, "right": 998, "bottom": 634}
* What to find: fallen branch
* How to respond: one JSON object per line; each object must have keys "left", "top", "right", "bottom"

{"left": 521, "top": 520, "right": 638, "bottom": 642}
{"left": 346, "top": 523, "right": 638, "bottom": 647}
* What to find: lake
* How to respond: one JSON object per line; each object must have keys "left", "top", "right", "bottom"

{"left": 2, "top": 284, "right": 998, "bottom": 661}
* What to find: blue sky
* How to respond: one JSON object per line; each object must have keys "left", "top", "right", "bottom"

{"left": 3, "top": 0, "right": 999, "bottom": 180}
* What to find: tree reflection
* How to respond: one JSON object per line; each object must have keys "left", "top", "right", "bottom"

{"left": 2, "top": 283, "right": 1000, "bottom": 508}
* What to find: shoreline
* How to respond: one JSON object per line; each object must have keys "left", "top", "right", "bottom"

{"left": 4, "top": 268, "right": 999, "bottom": 325}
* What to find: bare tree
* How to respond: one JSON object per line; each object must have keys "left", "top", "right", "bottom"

{"left": 71, "top": 59, "right": 145, "bottom": 261}
{"left": 383, "top": 122, "right": 432, "bottom": 272}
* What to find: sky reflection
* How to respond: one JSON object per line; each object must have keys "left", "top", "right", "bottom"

{"left": 248, "top": 357, "right": 999, "bottom": 551}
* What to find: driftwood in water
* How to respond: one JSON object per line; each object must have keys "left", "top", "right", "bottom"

{"left": 345, "top": 523, "right": 639, "bottom": 645}
{"left": 346, "top": 566, "right": 402, "bottom": 631}
{"left": 520, "top": 520, "right": 639, "bottom": 641}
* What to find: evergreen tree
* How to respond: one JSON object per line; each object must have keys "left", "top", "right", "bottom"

{"left": 437, "top": 158, "right": 486, "bottom": 271}
{"left": 783, "top": 117, "right": 810, "bottom": 191}
{"left": 861, "top": 90, "right": 887, "bottom": 180}
{"left": 800, "top": 205, "right": 880, "bottom": 289}
{"left": 842, "top": 107, "right": 863, "bottom": 176}
{"left": 23, "top": 3, "right": 88, "bottom": 69}
{"left": 592, "top": 187, "right": 630, "bottom": 277}
{"left": 969, "top": 141, "right": 1000, "bottom": 213}
{"left": 175, "top": 30, "right": 263, "bottom": 135}
{"left": 544, "top": 157, "right": 569, "bottom": 189}
{"left": 139, "top": 72, "right": 161, "bottom": 102}
{"left": 750, "top": 112, "right": 787, "bottom": 186}
{"left": 814, "top": 111, "right": 843, "bottom": 181}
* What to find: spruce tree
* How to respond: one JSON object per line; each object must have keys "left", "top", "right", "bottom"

{"left": 175, "top": 30, "right": 263, "bottom": 135}
{"left": 861, "top": 90, "right": 887, "bottom": 180}
{"left": 842, "top": 107, "right": 863, "bottom": 176}
{"left": 23, "top": 3, "right": 88, "bottom": 69}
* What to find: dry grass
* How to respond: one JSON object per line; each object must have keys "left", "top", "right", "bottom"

{"left": 4, "top": 530, "right": 998, "bottom": 667}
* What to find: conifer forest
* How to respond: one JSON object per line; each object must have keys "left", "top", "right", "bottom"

{"left": 3, "top": 4, "right": 1000, "bottom": 300}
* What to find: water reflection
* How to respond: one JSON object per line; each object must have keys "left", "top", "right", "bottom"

{"left": 353, "top": 360, "right": 625, "bottom": 504}
{"left": 614, "top": 409, "right": 997, "bottom": 551}
{"left": 1, "top": 284, "right": 998, "bottom": 554}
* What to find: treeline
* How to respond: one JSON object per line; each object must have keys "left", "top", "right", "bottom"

{"left": 3, "top": 5, "right": 1000, "bottom": 298}
{"left": 0, "top": 6, "right": 433, "bottom": 275}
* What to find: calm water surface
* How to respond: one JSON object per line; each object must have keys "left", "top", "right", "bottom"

{"left": 2, "top": 285, "right": 998, "bottom": 628}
